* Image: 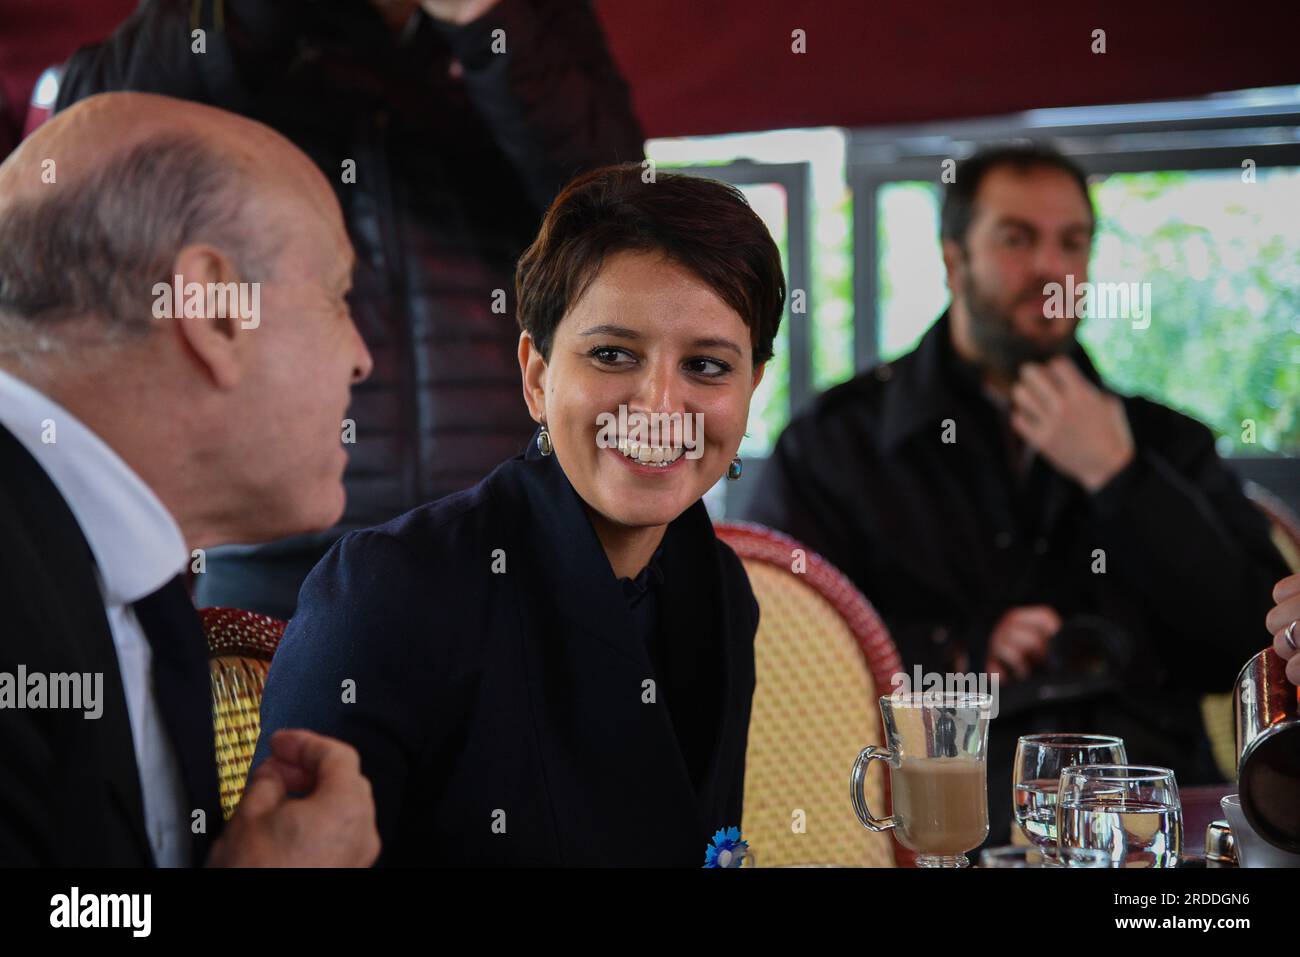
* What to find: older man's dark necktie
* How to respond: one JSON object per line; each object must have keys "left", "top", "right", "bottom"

{"left": 131, "top": 574, "right": 224, "bottom": 866}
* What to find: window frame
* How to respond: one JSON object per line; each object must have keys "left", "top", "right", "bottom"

{"left": 847, "top": 87, "right": 1300, "bottom": 508}
{"left": 670, "top": 161, "right": 814, "bottom": 518}
{"left": 670, "top": 160, "right": 815, "bottom": 416}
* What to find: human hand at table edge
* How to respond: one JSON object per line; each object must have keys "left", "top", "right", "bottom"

{"left": 206, "top": 729, "right": 380, "bottom": 868}
{"left": 1267, "top": 573, "right": 1300, "bottom": 687}
{"left": 986, "top": 605, "right": 1061, "bottom": 683}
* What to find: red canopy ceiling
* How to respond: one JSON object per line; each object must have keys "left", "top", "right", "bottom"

{"left": 593, "top": 0, "right": 1300, "bottom": 138}
{"left": 3, "top": 1, "right": 1298, "bottom": 145}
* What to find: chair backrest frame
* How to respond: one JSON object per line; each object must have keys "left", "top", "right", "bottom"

{"left": 201, "top": 607, "right": 287, "bottom": 820}
{"left": 1245, "top": 481, "right": 1300, "bottom": 572}
{"left": 716, "top": 520, "right": 911, "bottom": 866}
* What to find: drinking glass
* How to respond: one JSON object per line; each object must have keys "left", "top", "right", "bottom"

{"left": 980, "top": 845, "right": 1111, "bottom": 868}
{"left": 1013, "top": 734, "right": 1127, "bottom": 848}
{"left": 1057, "top": 765, "right": 1182, "bottom": 868}
{"left": 851, "top": 691, "right": 993, "bottom": 868}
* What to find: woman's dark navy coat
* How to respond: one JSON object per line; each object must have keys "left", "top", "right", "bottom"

{"left": 254, "top": 437, "right": 759, "bottom": 866}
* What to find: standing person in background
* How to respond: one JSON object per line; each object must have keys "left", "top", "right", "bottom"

{"left": 56, "top": 0, "right": 644, "bottom": 618}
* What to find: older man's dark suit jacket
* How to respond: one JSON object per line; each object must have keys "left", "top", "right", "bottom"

{"left": 255, "top": 437, "right": 759, "bottom": 866}
{"left": 0, "top": 424, "right": 222, "bottom": 866}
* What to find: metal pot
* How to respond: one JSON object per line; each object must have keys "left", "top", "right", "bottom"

{"left": 1234, "top": 647, "right": 1300, "bottom": 852}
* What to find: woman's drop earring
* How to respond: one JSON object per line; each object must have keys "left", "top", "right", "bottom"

{"left": 726, "top": 456, "right": 742, "bottom": 481}
{"left": 537, "top": 423, "right": 553, "bottom": 457}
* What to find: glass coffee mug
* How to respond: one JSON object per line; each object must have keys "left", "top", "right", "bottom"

{"left": 851, "top": 692, "right": 994, "bottom": 868}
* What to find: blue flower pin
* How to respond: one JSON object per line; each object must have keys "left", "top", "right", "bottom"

{"left": 703, "top": 826, "right": 749, "bottom": 868}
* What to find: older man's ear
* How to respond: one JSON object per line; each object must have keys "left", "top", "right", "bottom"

{"left": 168, "top": 243, "right": 250, "bottom": 391}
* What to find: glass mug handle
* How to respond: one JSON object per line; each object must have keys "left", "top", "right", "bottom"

{"left": 851, "top": 745, "right": 898, "bottom": 831}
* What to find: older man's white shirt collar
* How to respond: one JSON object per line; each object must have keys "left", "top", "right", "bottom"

{"left": 0, "top": 367, "right": 187, "bottom": 603}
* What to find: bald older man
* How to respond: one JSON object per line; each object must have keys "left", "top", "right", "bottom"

{"left": 0, "top": 92, "right": 379, "bottom": 866}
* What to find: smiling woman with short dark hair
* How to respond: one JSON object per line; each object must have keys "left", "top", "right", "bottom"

{"left": 254, "top": 163, "right": 785, "bottom": 866}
